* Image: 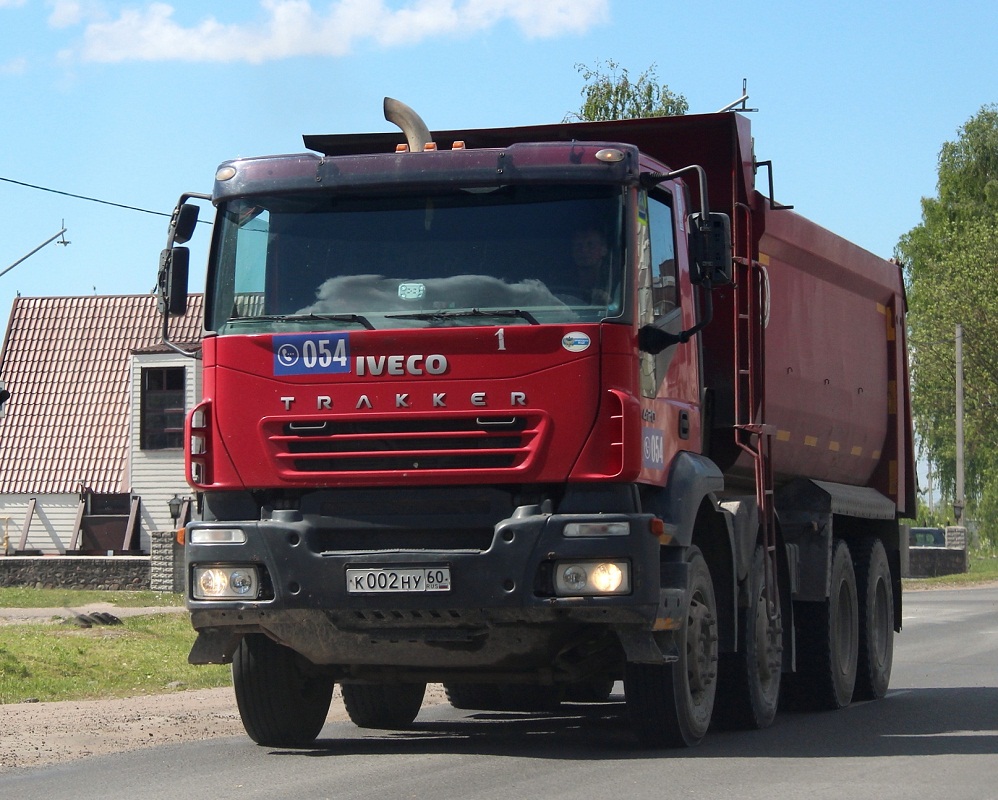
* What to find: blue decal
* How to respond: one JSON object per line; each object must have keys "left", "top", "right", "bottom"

{"left": 642, "top": 428, "right": 665, "bottom": 470}
{"left": 273, "top": 333, "right": 351, "bottom": 376}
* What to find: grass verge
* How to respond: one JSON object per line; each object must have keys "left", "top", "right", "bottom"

{"left": 0, "top": 612, "right": 230, "bottom": 704}
{"left": 0, "top": 587, "right": 184, "bottom": 609}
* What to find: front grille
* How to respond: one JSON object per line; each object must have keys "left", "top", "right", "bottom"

{"left": 268, "top": 414, "right": 545, "bottom": 476}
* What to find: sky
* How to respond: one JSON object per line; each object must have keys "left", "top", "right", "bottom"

{"left": 1, "top": 0, "right": 996, "bottom": 322}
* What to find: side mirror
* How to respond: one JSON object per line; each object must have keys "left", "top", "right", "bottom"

{"left": 158, "top": 247, "right": 189, "bottom": 316}
{"left": 172, "top": 203, "right": 201, "bottom": 245}
{"left": 688, "top": 212, "right": 732, "bottom": 286}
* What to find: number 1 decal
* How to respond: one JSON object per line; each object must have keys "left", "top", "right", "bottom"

{"left": 496, "top": 328, "right": 506, "bottom": 351}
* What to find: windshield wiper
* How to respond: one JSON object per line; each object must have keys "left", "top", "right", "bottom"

{"left": 385, "top": 308, "right": 540, "bottom": 325}
{"left": 229, "top": 313, "right": 375, "bottom": 330}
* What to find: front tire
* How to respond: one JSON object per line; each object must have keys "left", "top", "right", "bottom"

{"left": 625, "top": 546, "right": 718, "bottom": 747}
{"left": 232, "top": 634, "right": 334, "bottom": 747}
{"left": 342, "top": 682, "right": 426, "bottom": 729}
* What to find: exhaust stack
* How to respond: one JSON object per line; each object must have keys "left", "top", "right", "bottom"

{"left": 384, "top": 97, "right": 432, "bottom": 153}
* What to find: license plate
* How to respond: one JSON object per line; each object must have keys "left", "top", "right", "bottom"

{"left": 346, "top": 567, "right": 451, "bottom": 594}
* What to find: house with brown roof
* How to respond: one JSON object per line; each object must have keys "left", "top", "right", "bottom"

{"left": 0, "top": 294, "right": 202, "bottom": 555}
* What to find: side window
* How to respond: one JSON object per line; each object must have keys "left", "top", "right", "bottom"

{"left": 639, "top": 190, "right": 681, "bottom": 399}
{"left": 141, "top": 367, "right": 185, "bottom": 450}
{"left": 647, "top": 194, "right": 678, "bottom": 319}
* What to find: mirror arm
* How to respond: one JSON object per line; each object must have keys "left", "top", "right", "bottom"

{"left": 640, "top": 165, "right": 711, "bottom": 220}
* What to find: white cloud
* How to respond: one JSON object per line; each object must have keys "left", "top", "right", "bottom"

{"left": 0, "top": 56, "right": 28, "bottom": 75}
{"left": 70, "top": 0, "right": 609, "bottom": 64}
{"left": 48, "top": 1, "right": 90, "bottom": 28}
{"left": 0, "top": 0, "right": 28, "bottom": 9}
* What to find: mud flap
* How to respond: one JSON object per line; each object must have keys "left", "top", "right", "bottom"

{"left": 189, "top": 628, "right": 245, "bottom": 665}
{"left": 616, "top": 587, "right": 685, "bottom": 664}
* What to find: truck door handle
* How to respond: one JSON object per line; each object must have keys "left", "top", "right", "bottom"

{"left": 679, "top": 411, "right": 690, "bottom": 440}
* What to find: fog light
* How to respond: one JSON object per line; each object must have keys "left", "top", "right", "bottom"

{"left": 554, "top": 560, "right": 630, "bottom": 596}
{"left": 561, "top": 565, "right": 588, "bottom": 592}
{"left": 193, "top": 565, "right": 260, "bottom": 600}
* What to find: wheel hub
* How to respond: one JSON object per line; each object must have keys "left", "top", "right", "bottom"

{"left": 687, "top": 599, "right": 718, "bottom": 695}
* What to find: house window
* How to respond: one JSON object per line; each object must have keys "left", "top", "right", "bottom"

{"left": 142, "top": 367, "right": 185, "bottom": 450}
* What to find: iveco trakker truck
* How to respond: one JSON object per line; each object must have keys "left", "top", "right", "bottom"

{"left": 159, "top": 98, "right": 914, "bottom": 748}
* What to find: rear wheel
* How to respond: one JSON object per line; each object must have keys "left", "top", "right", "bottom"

{"left": 853, "top": 538, "right": 894, "bottom": 700}
{"left": 341, "top": 682, "right": 426, "bottom": 729}
{"left": 625, "top": 547, "right": 718, "bottom": 747}
{"left": 563, "top": 677, "right": 615, "bottom": 703}
{"left": 714, "top": 545, "right": 783, "bottom": 729}
{"left": 444, "top": 683, "right": 504, "bottom": 711}
{"left": 443, "top": 683, "right": 563, "bottom": 712}
{"left": 232, "top": 634, "right": 334, "bottom": 747}
{"left": 786, "top": 539, "right": 858, "bottom": 710}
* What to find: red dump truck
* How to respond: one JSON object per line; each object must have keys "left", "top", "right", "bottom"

{"left": 159, "top": 99, "right": 914, "bottom": 748}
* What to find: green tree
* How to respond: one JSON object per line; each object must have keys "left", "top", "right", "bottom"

{"left": 899, "top": 104, "right": 998, "bottom": 543}
{"left": 566, "top": 60, "right": 688, "bottom": 122}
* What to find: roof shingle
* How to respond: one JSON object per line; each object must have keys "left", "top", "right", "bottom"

{"left": 0, "top": 294, "right": 203, "bottom": 494}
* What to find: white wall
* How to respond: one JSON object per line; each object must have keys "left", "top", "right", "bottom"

{"left": 128, "top": 352, "right": 202, "bottom": 546}
{"left": 0, "top": 494, "right": 79, "bottom": 554}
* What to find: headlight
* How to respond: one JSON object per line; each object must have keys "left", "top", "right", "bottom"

{"left": 554, "top": 560, "right": 630, "bottom": 596}
{"left": 192, "top": 565, "right": 260, "bottom": 599}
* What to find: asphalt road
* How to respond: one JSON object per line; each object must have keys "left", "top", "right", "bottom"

{"left": 4, "top": 586, "right": 997, "bottom": 800}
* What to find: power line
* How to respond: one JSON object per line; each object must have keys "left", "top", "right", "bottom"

{"left": 0, "top": 175, "right": 171, "bottom": 218}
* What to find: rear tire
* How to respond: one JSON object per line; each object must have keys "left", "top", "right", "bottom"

{"left": 625, "top": 547, "right": 718, "bottom": 747}
{"left": 714, "top": 545, "right": 782, "bottom": 729}
{"left": 443, "top": 682, "right": 563, "bottom": 712}
{"left": 444, "top": 683, "right": 504, "bottom": 710}
{"left": 232, "top": 634, "right": 334, "bottom": 747}
{"left": 786, "top": 539, "right": 858, "bottom": 710}
{"left": 342, "top": 682, "right": 426, "bottom": 729}
{"left": 853, "top": 538, "right": 894, "bottom": 700}
{"left": 563, "top": 677, "right": 615, "bottom": 703}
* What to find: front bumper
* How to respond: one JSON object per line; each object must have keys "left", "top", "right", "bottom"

{"left": 185, "top": 508, "right": 678, "bottom": 670}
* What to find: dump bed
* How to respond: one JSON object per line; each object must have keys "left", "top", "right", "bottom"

{"left": 746, "top": 198, "right": 913, "bottom": 515}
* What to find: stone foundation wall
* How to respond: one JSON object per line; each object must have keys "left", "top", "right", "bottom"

{"left": 0, "top": 555, "right": 150, "bottom": 590}
{"left": 906, "top": 547, "right": 969, "bottom": 579}
{"left": 149, "top": 529, "right": 185, "bottom": 594}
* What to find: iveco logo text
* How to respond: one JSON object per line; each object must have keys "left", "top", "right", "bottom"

{"left": 355, "top": 354, "right": 448, "bottom": 376}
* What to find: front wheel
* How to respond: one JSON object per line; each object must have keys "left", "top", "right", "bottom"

{"left": 625, "top": 546, "right": 718, "bottom": 747}
{"left": 232, "top": 634, "right": 334, "bottom": 747}
{"left": 342, "top": 682, "right": 426, "bottom": 729}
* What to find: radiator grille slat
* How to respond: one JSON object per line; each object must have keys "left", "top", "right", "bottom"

{"left": 266, "top": 414, "right": 544, "bottom": 475}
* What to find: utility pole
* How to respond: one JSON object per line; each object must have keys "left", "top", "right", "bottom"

{"left": 954, "top": 323, "right": 965, "bottom": 525}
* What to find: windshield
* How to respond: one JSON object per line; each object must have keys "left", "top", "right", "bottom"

{"left": 207, "top": 185, "right": 624, "bottom": 334}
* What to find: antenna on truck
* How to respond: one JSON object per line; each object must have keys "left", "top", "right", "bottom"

{"left": 716, "top": 78, "right": 757, "bottom": 113}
